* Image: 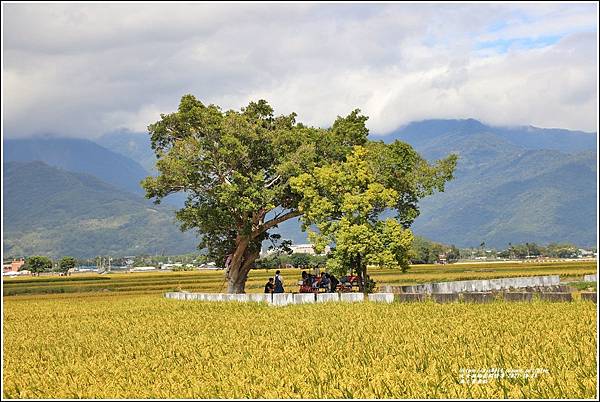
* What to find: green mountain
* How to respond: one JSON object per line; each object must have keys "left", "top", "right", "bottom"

{"left": 10, "top": 118, "right": 592, "bottom": 255}
{"left": 386, "top": 120, "right": 597, "bottom": 248}
{"left": 97, "top": 130, "right": 157, "bottom": 173}
{"left": 3, "top": 161, "right": 199, "bottom": 258}
{"left": 4, "top": 138, "right": 150, "bottom": 195}
{"left": 96, "top": 132, "right": 188, "bottom": 207}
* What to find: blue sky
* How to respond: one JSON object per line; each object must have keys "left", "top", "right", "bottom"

{"left": 2, "top": 2, "right": 598, "bottom": 137}
{"left": 476, "top": 36, "right": 563, "bottom": 52}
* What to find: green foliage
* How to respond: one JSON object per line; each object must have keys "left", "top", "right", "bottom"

{"left": 58, "top": 257, "right": 76, "bottom": 273}
{"left": 254, "top": 253, "right": 327, "bottom": 270}
{"left": 498, "top": 242, "right": 581, "bottom": 259}
{"left": 569, "top": 281, "right": 597, "bottom": 291}
{"left": 544, "top": 243, "right": 580, "bottom": 258}
{"left": 171, "top": 266, "right": 195, "bottom": 272}
{"left": 290, "top": 144, "right": 457, "bottom": 281}
{"left": 25, "top": 256, "right": 53, "bottom": 274}
{"left": 142, "top": 95, "right": 371, "bottom": 291}
{"left": 290, "top": 253, "right": 311, "bottom": 269}
{"left": 410, "top": 236, "right": 455, "bottom": 264}
{"left": 143, "top": 96, "right": 368, "bottom": 260}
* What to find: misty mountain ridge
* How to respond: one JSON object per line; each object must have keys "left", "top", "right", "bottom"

{"left": 3, "top": 161, "right": 198, "bottom": 258}
{"left": 3, "top": 118, "right": 597, "bottom": 256}
{"left": 386, "top": 118, "right": 596, "bottom": 154}
{"left": 387, "top": 119, "right": 596, "bottom": 248}
{"left": 4, "top": 137, "right": 149, "bottom": 195}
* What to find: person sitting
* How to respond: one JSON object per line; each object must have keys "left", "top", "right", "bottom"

{"left": 301, "top": 271, "right": 310, "bottom": 286}
{"left": 329, "top": 273, "right": 339, "bottom": 292}
{"left": 319, "top": 272, "right": 331, "bottom": 290}
{"left": 264, "top": 278, "right": 275, "bottom": 294}
{"left": 312, "top": 274, "right": 321, "bottom": 289}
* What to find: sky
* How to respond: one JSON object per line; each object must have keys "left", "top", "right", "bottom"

{"left": 2, "top": 2, "right": 598, "bottom": 138}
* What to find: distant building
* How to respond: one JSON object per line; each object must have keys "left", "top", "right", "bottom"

{"left": 198, "top": 262, "right": 222, "bottom": 270}
{"left": 579, "top": 249, "right": 596, "bottom": 258}
{"left": 263, "top": 243, "right": 330, "bottom": 256}
{"left": 3, "top": 258, "right": 25, "bottom": 273}
{"left": 130, "top": 266, "right": 157, "bottom": 272}
{"left": 160, "top": 263, "right": 183, "bottom": 269}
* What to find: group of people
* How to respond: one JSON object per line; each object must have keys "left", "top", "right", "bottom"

{"left": 302, "top": 271, "right": 339, "bottom": 293}
{"left": 263, "top": 270, "right": 340, "bottom": 293}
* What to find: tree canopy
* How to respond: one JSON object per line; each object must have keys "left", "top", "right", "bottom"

{"left": 142, "top": 95, "right": 370, "bottom": 292}
{"left": 290, "top": 144, "right": 457, "bottom": 287}
{"left": 25, "top": 256, "right": 53, "bottom": 275}
{"left": 143, "top": 95, "right": 457, "bottom": 293}
{"left": 58, "top": 256, "right": 76, "bottom": 273}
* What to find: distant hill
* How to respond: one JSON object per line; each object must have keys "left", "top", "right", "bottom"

{"left": 384, "top": 119, "right": 597, "bottom": 248}
{"left": 387, "top": 119, "right": 597, "bottom": 154}
{"left": 97, "top": 131, "right": 157, "bottom": 173}
{"left": 3, "top": 161, "right": 198, "bottom": 258}
{"left": 4, "top": 138, "right": 150, "bottom": 195}
{"left": 96, "top": 132, "right": 188, "bottom": 207}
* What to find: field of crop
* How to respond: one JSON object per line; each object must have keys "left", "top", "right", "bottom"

{"left": 3, "top": 260, "right": 596, "bottom": 296}
{"left": 2, "top": 293, "right": 597, "bottom": 399}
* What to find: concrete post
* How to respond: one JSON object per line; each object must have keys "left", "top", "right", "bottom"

{"left": 540, "top": 292, "right": 572, "bottom": 302}
{"left": 316, "top": 293, "right": 340, "bottom": 303}
{"left": 431, "top": 293, "right": 459, "bottom": 303}
{"left": 340, "top": 293, "right": 364, "bottom": 302}
{"left": 293, "top": 293, "right": 316, "bottom": 304}
{"left": 368, "top": 293, "right": 394, "bottom": 303}
{"left": 503, "top": 292, "right": 533, "bottom": 302}
{"left": 271, "top": 293, "right": 294, "bottom": 306}
{"left": 581, "top": 292, "right": 597, "bottom": 303}
{"left": 396, "top": 293, "right": 426, "bottom": 303}
{"left": 462, "top": 292, "right": 495, "bottom": 303}
{"left": 249, "top": 293, "right": 272, "bottom": 303}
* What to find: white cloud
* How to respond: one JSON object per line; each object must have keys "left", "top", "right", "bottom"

{"left": 2, "top": 2, "right": 598, "bottom": 138}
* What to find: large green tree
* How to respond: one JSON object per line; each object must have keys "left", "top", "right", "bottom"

{"left": 290, "top": 143, "right": 457, "bottom": 291}
{"left": 142, "top": 95, "right": 369, "bottom": 293}
{"left": 58, "top": 256, "right": 77, "bottom": 275}
{"left": 25, "top": 256, "right": 53, "bottom": 276}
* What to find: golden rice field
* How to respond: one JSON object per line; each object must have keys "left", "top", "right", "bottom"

{"left": 3, "top": 294, "right": 597, "bottom": 399}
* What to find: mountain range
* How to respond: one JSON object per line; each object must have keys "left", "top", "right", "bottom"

{"left": 3, "top": 161, "right": 198, "bottom": 258}
{"left": 2, "top": 118, "right": 597, "bottom": 257}
{"left": 386, "top": 119, "right": 596, "bottom": 247}
{"left": 4, "top": 138, "right": 148, "bottom": 195}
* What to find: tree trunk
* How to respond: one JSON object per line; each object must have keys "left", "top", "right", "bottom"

{"left": 223, "top": 209, "right": 301, "bottom": 293}
{"left": 359, "top": 254, "right": 369, "bottom": 296}
{"left": 363, "top": 263, "right": 368, "bottom": 296}
{"left": 227, "top": 273, "right": 248, "bottom": 293}
{"left": 225, "top": 243, "right": 260, "bottom": 294}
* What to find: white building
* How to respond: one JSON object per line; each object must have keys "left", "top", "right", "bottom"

{"left": 263, "top": 243, "right": 330, "bottom": 256}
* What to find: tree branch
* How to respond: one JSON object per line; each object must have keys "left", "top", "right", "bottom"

{"left": 252, "top": 210, "right": 301, "bottom": 238}
{"left": 264, "top": 175, "right": 281, "bottom": 189}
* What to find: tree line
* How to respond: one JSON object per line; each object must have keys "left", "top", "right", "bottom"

{"left": 18, "top": 256, "right": 76, "bottom": 276}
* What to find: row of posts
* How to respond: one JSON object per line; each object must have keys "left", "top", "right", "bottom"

{"left": 165, "top": 291, "right": 596, "bottom": 306}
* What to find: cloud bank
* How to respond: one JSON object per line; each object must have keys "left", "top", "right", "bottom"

{"left": 3, "top": 3, "right": 598, "bottom": 138}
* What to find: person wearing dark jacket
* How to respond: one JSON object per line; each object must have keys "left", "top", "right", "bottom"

{"left": 274, "top": 270, "right": 285, "bottom": 293}
{"left": 264, "top": 278, "right": 275, "bottom": 293}
{"left": 329, "top": 273, "right": 339, "bottom": 293}
{"left": 319, "top": 272, "right": 330, "bottom": 291}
